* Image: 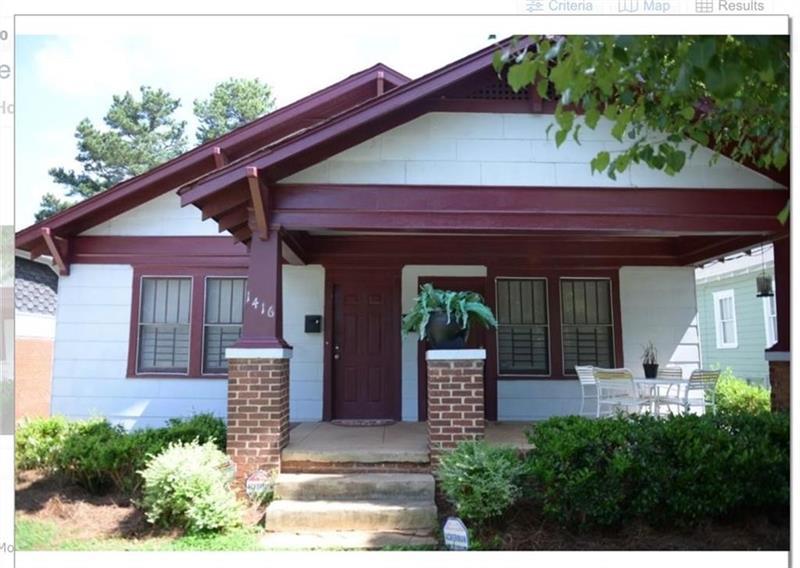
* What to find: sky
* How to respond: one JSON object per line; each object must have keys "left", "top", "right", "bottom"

{"left": 15, "top": 16, "right": 506, "bottom": 228}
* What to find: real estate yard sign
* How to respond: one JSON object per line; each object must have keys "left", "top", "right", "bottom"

{"left": 443, "top": 517, "right": 469, "bottom": 550}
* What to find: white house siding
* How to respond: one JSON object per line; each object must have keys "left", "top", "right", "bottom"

{"left": 283, "top": 265, "right": 325, "bottom": 422}
{"left": 283, "top": 112, "right": 782, "bottom": 190}
{"left": 51, "top": 263, "right": 325, "bottom": 429}
{"left": 619, "top": 267, "right": 700, "bottom": 377}
{"left": 82, "top": 192, "right": 222, "bottom": 237}
{"left": 400, "top": 265, "right": 487, "bottom": 421}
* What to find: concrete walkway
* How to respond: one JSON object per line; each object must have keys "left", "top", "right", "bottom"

{"left": 283, "top": 421, "right": 534, "bottom": 463}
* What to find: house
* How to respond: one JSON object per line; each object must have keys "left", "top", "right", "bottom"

{"left": 695, "top": 245, "right": 777, "bottom": 387}
{"left": 14, "top": 255, "right": 59, "bottom": 419}
{"left": 14, "top": 41, "right": 790, "bottom": 480}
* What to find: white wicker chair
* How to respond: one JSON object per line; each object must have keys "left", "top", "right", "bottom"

{"left": 651, "top": 366, "right": 684, "bottom": 414}
{"left": 575, "top": 365, "right": 597, "bottom": 417}
{"left": 658, "top": 369, "right": 721, "bottom": 415}
{"left": 594, "top": 367, "right": 648, "bottom": 417}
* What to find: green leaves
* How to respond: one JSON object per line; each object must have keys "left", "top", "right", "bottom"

{"left": 507, "top": 58, "right": 536, "bottom": 92}
{"left": 494, "top": 36, "right": 789, "bottom": 184}
{"left": 194, "top": 78, "right": 275, "bottom": 143}
{"left": 590, "top": 151, "right": 610, "bottom": 174}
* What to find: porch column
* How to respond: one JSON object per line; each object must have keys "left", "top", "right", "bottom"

{"left": 767, "top": 236, "right": 790, "bottom": 412}
{"left": 226, "top": 226, "right": 291, "bottom": 481}
{"left": 426, "top": 349, "right": 486, "bottom": 469}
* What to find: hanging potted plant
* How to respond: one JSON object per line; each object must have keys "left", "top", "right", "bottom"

{"left": 641, "top": 341, "right": 659, "bottom": 379}
{"left": 401, "top": 283, "right": 497, "bottom": 349}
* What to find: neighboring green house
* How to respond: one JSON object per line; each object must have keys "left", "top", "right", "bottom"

{"left": 696, "top": 245, "right": 776, "bottom": 387}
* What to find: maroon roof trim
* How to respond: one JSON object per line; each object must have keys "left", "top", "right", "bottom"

{"left": 15, "top": 62, "right": 409, "bottom": 250}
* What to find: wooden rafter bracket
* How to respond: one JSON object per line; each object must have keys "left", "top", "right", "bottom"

{"left": 212, "top": 146, "right": 229, "bottom": 169}
{"left": 245, "top": 166, "right": 269, "bottom": 240}
{"left": 41, "top": 227, "right": 70, "bottom": 276}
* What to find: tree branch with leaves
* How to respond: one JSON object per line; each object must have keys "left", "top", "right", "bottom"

{"left": 496, "top": 35, "right": 789, "bottom": 222}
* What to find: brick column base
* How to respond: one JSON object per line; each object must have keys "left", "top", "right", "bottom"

{"left": 769, "top": 359, "right": 789, "bottom": 412}
{"left": 226, "top": 349, "right": 291, "bottom": 482}
{"left": 426, "top": 349, "right": 486, "bottom": 469}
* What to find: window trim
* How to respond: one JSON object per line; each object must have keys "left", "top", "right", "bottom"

{"left": 762, "top": 279, "right": 777, "bottom": 348}
{"left": 559, "top": 276, "right": 616, "bottom": 376}
{"left": 134, "top": 275, "right": 193, "bottom": 376}
{"left": 494, "top": 276, "right": 551, "bottom": 378}
{"left": 713, "top": 289, "right": 738, "bottom": 349}
{"left": 127, "top": 266, "right": 247, "bottom": 379}
{"left": 201, "top": 275, "right": 247, "bottom": 376}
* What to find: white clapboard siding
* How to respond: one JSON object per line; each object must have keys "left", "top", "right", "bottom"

{"left": 284, "top": 112, "right": 783, "bottom": 190}
{"left": 51, "top": 263, "right": 326, "bottom": 428}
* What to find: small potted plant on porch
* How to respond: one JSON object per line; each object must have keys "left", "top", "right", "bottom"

{"left": 641, "top": 340, "right": 659, "bottom": 378}
{"left": 401, "top": 283, "right": 497, "bottom": 349}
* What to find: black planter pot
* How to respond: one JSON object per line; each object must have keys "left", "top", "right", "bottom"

{"left": 426, "top": 311, "right": 468, "bottom": 350}
{"left": 643, "top": 363, "right": 659, "bottom": 379}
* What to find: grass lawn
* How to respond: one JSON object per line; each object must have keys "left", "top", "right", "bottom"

{"left": 16, "top": 518, "right": 265, "bottom": 552}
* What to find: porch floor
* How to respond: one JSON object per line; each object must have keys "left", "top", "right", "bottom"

{"left": 283, "top": 421, "right": 533, "bottom": 464}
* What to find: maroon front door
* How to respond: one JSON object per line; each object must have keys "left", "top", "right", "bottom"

{"left": 331, "top": 274, "right": 400, "bottom": 420}
{"left": 416, "top": 276, "right": 488, "bottom": 421}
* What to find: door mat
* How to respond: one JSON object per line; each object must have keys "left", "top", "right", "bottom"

{"left": 330, "top": 419, "right": 396, "bottom": 427}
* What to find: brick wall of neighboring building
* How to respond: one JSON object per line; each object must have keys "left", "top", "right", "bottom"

{"left": 226, "top": 357, "right": 290, "bottom": 480}
{"left": 426, "top": 357, "right": 485, "bottom": 469}
{"left": 769, "top": 360, "right": 790, "bottom": 412}
{"left": 15, "top": 337, "right": 53, "bottom": 420}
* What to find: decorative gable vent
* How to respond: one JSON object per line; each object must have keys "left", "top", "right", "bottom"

{"left": 464, "top": 80, "right": 530, "bottom": 101}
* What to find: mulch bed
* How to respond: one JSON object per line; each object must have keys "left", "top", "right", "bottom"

{"left": 15, "top": 470, "right": 264, "bottom": 543}
{"left": 436, "top": 495, "right": 790, "bottom": 551}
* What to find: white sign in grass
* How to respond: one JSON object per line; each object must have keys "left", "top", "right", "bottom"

{"left": 443, "top": 517, "right": 469, "bottom": 551}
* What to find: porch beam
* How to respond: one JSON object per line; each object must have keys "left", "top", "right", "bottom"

{"left": 267, "top": 184, "right": 787, "bottom": 236}
{"left": 246, "top": 167, "right": 269, "bottom": 240}
{"left": 41, "top": 227, "right": 69, "bottom": 276}
{"left": 676, "top": 234, "right": 773, "bottom": 266}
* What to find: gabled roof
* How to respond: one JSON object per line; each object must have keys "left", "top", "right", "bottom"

{"left": 16, "top": 63, "right": 409, "bottom": 251}
{"left": 177, "top": 39, "right": 522, "bottom": 206}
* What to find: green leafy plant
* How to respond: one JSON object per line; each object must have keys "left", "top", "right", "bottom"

{"left": 713, "top": 367, "right": 771, "bottom": 414}
{"left": 401, "top": 283, "right": 497, "bottom": 341}
{"left": 437, "top": 441, "right": 528, "bottom": 524}
{"left": 524, "top": 412, "right": 789, "bottom": 529}
{"left": 16, "top": 416, "right": 80, "bottom": 471}
{"left": 139, "top": 439, "right": 243, "bottom": 534}
{"left": 640, "top": 340, "right": 658, "bottom": 365}
{"left": 18, "top": 413, "right": 227, "bottom": 494}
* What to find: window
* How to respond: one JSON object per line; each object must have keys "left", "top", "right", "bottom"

{"left": 561, "top": 278, "right": 614, "bottom": 373}
{"left": 203, "top": 277, "right": 246, "bottom": 373}
{"left": 713, "top": 289, "right": 738, "bottom": 349}
{"left": 763, "top": 280, "right": 777, "bottom": 348}
{"left": 137, "top": 277, "right": 192, "bottom": 373}
{"left": 495, "top": 278, "right": 549, "bottom": 375}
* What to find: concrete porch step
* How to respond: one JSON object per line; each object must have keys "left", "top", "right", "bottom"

{"left": 274, "top": 473, "right": 435, "bottom": 501}
{"left": 261, "top": 530, "right": 437, "bottom": 550}
{"left": 265, "top": 499, "right": 438, "bottom": 532}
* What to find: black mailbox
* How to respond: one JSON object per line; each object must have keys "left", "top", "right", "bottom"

{"left": 305, "top": 315, "right": 322, "bottom": 333}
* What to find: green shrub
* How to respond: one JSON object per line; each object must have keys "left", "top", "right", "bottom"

{"left": 525, "top": 412, "right": 789, "bottom": 529}
{"left": 437, "top": 441, "right": 528, "bottom": 524}
{"left": 16, "top": 416, "right": 76, "bottom": 470}
{"left": 714, "top": 368, "right": 771, "bottom": 414}
{"left": 139, "top": 440, "right": 242, "bottom": 534}
{"left": 18, "top": 414, "right": 227, "bottom": 495}
{"left": 162, "top": 414, "right": 227, "bottom": 451}
{"left": 54, "top": 419, "right": 126, "bottom": 493}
